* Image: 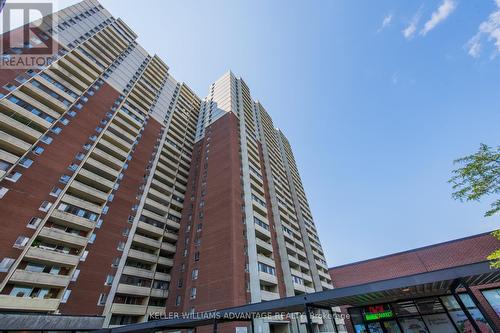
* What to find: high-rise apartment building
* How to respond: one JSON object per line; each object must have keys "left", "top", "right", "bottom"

{"left": 0, "top": 1, "right": 334, "bottom": 332}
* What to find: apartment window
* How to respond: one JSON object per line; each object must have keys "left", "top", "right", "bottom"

{"left": 49, "top": 186, "right": 62, "bottom": 197}
{"left": 60, "top": 289, "right": 71, "bottom": 303}
{"left": 190, "top": 288, "right": 197, "bottom": 299}
{"left": 6, "top": 171, "right": 22, "bottom": 182}
{"left": 122, "top": 228, "right": 129, "bottom": 236}
{"left": 194, "top": 251, "right": 200, "bottom": 261}
{"left": 96, "top": 219, "right": 103, "bottom": 228}
{"left": 175, "top": 295, "right": 181, "bottom": 306}
{"left": 105, "top": 274, "right": 114, "bottom": 285}
{"left": 68, "top": 164, "right": 78, "bottom": 172}
{"left": 111, "top": 257, "right": 120, "bottom": 267}
{"left": 13, "top": 236, "right": 29, "bottom": 249}
{"left": 177, "top": 279, "right": 183, "bottom": 288}
{"left": 258, "top": 262, "right": 276, "bottom": 276}
{"left": 27, "top": 217, "right": 42, "bottom": 229}
{"left": 197, "top": 223, "right": 202, "bottom": 231}
{"left": 180, "top": 263, "right": 185, "bottom": 272}
{"left": 51, "top": 126, "right": 62, "bottom": 135}
{"left": 39, "top": 201, "right": 52, "bottom": 212}
{"left": 60, "top": 118, "right": 70, "bottom": 125}
{"left": 0, "top": 187, "right": 8, "bottom": 199}
{"left": 59, "top": 175, "right": 71, "bottom": 184}
{"left": 76, "top": 152, "right": 85, "bottom": 160}
{"left": 89, "top": 233, "right": 96, "bottom": 244}
{"left": 80, "top": 250, "right": 89, "bottom": 261}
{"left": 0, "top": 258, "right": 15, "bottom": 272}
{"left": 19, "top": 157, "right": 33, "bottom": 168}
{"left": 32, "top": 146, "right": 44, "bottom": 155}
{"left": 71, "top": 269, "right": 80, "bottom": 282}
{"left": 40, "top": 135, "right": 53, "bottom": 144}
{"left": 192, "top": 268, "right": 199, "bottom": 280}
{"left": 117, "top": 241, "right": 125, "bottom": 251}
{"left": 98, "top": 293, "right": 108, "bottom": 306}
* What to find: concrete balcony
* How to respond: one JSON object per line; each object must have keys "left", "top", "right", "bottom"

{"left": 25, "top": 247, "right": 80, "bottom": 266}
{"left": 22, "top": 82, "right": 68, "bottom": 113}
{"left": 0, "top": 98, "right": 51, "bottom": 129}
{"left": 0, "top": 112, "right": 42, "bottom": 142}
{"left": 116, "top": 283, "right": 150, "bottom": 297}
{"left": 256, "top": 238, "right": 273, "bottom": 254}
{"left": 321, "top": 281, "right": 333, "bottom": 290}
{"left": 145, "top": 198, "right": 168, "bottom": 215}
{"left": 61, "top": 193, "right": 102, "bottom": 215}
{"left": 117, "top": 108, "right": 143, "bottom": 129}
{"left": 254, "top": 224, "right": 271, "bottom": 239}
{"left": 49, "top": 210, "right": 94, "bottom": 231}
{"left": 293, "top": 283, "right": 306, "bottom": 293}
{"left": 160, "top": 242, "right": 176, "bottom": 253}
{"left": 260, "top": 290, "right": 280, "bottom": 301}
{"left": 112, "top": 114, "right": 140, "bottom": 136}
{"left": 10, "top": 269, "right": 70, "bottom": 287}
{"left": 122, "top": 266, "right": 155, "bottom": 280}
{"left": 257, "top": 254, "right": 276, "bottom": 268}
{"left": 69, "top": 180, "right": 108, "bottom": 204}
{"left": 13, "top": 90, "right": 59, "bottom": 119}
{"left": 127, "top": 249, "right": 157, "bottom": 264}
{"left": 0, "top": 148, "right": 19, "bottom": 165}
{"left": 85, "top": 157, "right": 120, "bottom": 180}
{"left": 305, "top": 286, "right": 316, "bottom": 293}
{"left": 150, "top": 288, "right": 168, "bottom": 298}
{"left": 76, "top": 169, "right": 115, "bottom": 191}
{"left": 137, "top": 221, "right": 164, "bottom": 237}
{"left": 258, "top": 271, "right": 278, "bottom": 285}
{"left": 133, "top": 234, "right": 161, "bottom": 249}
{"left": 39, "top": 227, "right": 88, "bottom": 247}
{"left": 154, "top": 272, "right": 171, "bottom": 282}
{"left": 165, "top": 219, "right": 180, "bottom": 231}
{"left": 109, "top": 123, "right": 136, "bottom": 142}
{"left": 0, "top": 130, "right": 31, "bottom": 155}
{"left": 99, "top": 138, "right": 128, "bottom": 160}
{"left": 163, "top": 231, "right": 178, "bottom": 243}
{"left": 288, "top": 255, "right": 300, "bottom": 267}
{"left": 157, "top": 256, "right": 173, "bottom": 267}
{"left": 91, "top": 147, "right": 123, "bottom": 170}
{"left": 102, "top": 131, "right": 131, "bottom": 153}
{"left": 0, "top": 295, "right": 59, "bottom": 312}
{"left": 111, "top": 303, "right": 147, "bottom": 316}
{"left": 148, "top": 188, "right": 170, "bottom": 204}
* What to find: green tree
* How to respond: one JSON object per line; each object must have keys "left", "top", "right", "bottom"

{"left": 448, "top": 143, "right": 500, "bottom": 268}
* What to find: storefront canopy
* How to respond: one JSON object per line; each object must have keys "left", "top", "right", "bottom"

{"left": 99, "top": 261, "right": 499, "bottom": 333}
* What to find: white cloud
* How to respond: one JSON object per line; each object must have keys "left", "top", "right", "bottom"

{"left": 402, "top": 11, "right": 421, "bottom": 39}
{"left": 378, "top": 14, "right": 393, "bottom": 33}
{"left": 466, "top": 0, "right": 500, "bottom": 58}
{"left": 420, "top": 0, "right": 457, "bottom": 36}
{"left": 391, "top": 72, "right": 399, "bottom": 85}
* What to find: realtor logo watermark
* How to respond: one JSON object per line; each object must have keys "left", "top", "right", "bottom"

{"left": 0, "top": 1, "right": 58, "bottom": 69}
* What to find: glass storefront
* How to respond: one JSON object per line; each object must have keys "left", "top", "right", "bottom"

{"left": 482, "top": 288, "right": 500, "bottom": 317}
{"left": 348, "top": 294, "right": 494, "bottom": 333}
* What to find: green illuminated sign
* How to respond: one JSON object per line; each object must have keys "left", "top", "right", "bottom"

{"left": 364, "top": 310, "right": 393, "bottom": 321}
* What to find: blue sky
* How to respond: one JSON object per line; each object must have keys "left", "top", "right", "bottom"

{"left": 38, "top": 0, "right": 500, "bottom": 266}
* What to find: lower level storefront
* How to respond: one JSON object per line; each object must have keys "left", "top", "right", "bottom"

{"left": 348, "top": 290, "right": 499, "bottom": 333}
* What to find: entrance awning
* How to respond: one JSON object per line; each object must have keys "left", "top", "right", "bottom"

{"left": 101, "top": 261, "right": 499, "bottom": 333}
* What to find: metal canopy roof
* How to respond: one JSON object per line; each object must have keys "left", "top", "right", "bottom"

{"left": 102, "top": 261, "right": 499, "bottom": 333}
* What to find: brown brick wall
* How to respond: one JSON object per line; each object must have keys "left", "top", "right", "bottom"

{"left": 0, "top": 83, "right": 118, "bottom": 284}
{"left": 60, "top": 114, "right": 163, "bottom": 315}
{"left": 166, "top": 112, "right": 249, "bottom": 328}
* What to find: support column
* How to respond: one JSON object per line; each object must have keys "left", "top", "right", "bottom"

{"left": 328, "top": 308, "right": 339, "bottom": 333}
{"left": 213, "top": 319, "right": 218, "bottom": 333}
{"left": 452, "top": 292, "right": 481, "bottom": 333}
{"left": 305, "top": 305, "right": 314, "bottom": 333}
